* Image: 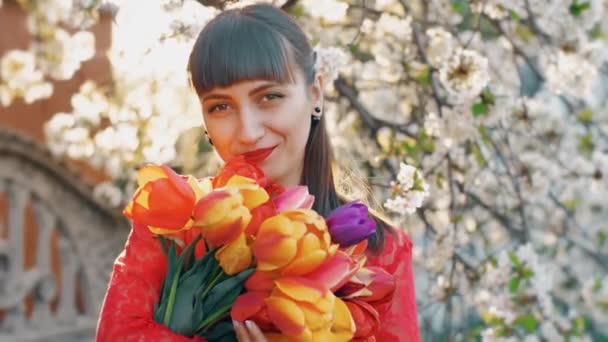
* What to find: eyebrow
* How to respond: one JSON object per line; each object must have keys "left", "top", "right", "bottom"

{"left": 201, "top": 82, "right": 281, "bottom": 102}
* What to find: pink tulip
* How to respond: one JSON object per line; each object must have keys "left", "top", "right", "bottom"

{"left": 272, "top": 186, "right": 315, "bottom": 212}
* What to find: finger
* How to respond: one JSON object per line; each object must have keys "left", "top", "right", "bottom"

{"left": 244, "top": 320, "right": 267, "bottom": 341}
{"left": 234, "top": 320, "right": 250, "bottom": 342}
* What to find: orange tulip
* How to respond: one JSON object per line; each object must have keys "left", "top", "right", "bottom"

{"left": 245, "top": 201, "right": 277, "bottom": 236}
{"left": 263, "top": 277, "right": 354, "bottom": 341}
{"left": 193, "top": 174, "right": 268, "bottom": 244}
{"left": 223, "top": 175, "right": 269, "bottom": 210}
{"left": 123, "top": 165, "right": 211, "bottom": 234}
{"left": 245, "top": 270, "right": 280, "bottom": 292}
{"left": 213, "top": 155, "right": 267, "bottom": 188}
{"left": 253, "top": 209, "right": 338, "bottom": 276}
{"left": 215, "top": 233, "right": 253, "bottom": 275}
{"left": 192, "top": 188, "right": 250, "bottom": 247}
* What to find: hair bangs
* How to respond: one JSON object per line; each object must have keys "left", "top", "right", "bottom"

{"left": 189, "top": 14, "right": 297, "bottom": 94}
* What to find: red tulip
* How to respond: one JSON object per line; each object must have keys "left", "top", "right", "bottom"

{"left": 307, "top": 251, "right": 360, "bottom": 292}
{"left": 123, "top": 165, "right": 197, "bottom": 234}
{"left": 340, "top": 266, "right": 396, "bottom": 305}
{"left": 213, "top": 155, "right": 267, "bottom": 188}
{"left": 345, "top": 299, "right": 380, "bottom": 338}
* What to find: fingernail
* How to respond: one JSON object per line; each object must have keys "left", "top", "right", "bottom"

{"left": 245, "top": 320, "right": 254, "bottom": 330}
{"left": 233, "top": 320, "right": 240, "bottom": 328}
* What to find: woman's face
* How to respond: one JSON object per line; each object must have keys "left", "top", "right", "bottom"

{"left": 199, "top": 69, "right": 323, "bottom": 188}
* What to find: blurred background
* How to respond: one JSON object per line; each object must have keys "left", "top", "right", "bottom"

{"left": 0, "top": 0, "right": 606, "bottom": 341}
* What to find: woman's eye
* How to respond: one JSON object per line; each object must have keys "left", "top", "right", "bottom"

{"left": 261, "top": 93, "right": 284, "bottom": 102}
{"left": 208, "top": 103, "right": 229, "bottom": 113}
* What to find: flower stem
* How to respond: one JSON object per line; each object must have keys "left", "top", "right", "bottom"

{"left": 197, "top": 304, "right": 232, "bottom": 333}
{"left": 200, "top": 263, "right": 223, "bottom": 300}
{"left": 162, "top": 270, "right": 180, "bottom": 326}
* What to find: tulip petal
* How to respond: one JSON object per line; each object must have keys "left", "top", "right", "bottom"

{"left": 246, "top": 201, "right": 277, "bottom": 236}
{"left": 136, "top": 165, "right": 168, "bottom": 186}
{"left": 203, "top": 217, "right": 245, "bottom": 247}
{"left": 193, "top": 190, "right": 235, "bottom": 226}
{"left": 273, "top": 186, "right": 315, "bottom": 212}
{"left": 345, "top": 299, "right": 380, "bottom": 338}
{"left": 254, "top": 235, "right": 298, "bottom": 271}
{"left": 265, "top": 295, "right": 307, "bottom": 336}
{"left": 306, "top": 251, "right": 360, "bottom": 292}
{"left": 226, "top": 175, "right": 270, "bottom": 209}
{"left": 216, "top": 233, "right": 252, "bottom": 275}
{"left": 274, "top": 277, "right": 328, "bottom": 304}
{"left": 281, "top": 250, "right": 327, "bottom": 276}
{"left": 231, "top": 291, "right": 268, "bottom": 321}
{"left": 245, "top": 270, "right": 279, "bottom": 292}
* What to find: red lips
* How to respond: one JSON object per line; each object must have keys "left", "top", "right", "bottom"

{"left": 241, "top": 146, "right": 276, "bottom": 164}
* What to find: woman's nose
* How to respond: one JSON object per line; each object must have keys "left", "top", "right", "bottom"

{"left": 238, "top": 107, "right": 265, "bottom": 144}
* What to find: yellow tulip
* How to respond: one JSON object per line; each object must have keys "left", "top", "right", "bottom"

{"left": 253, "top": 209, "right": 338, "bottom": 276}
{"left": 215, "top": 233, "right": 252, "bottom": 275}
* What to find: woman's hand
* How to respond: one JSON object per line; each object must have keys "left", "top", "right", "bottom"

{"left": 233, "top": 320, "right": 268, "bottom": 342}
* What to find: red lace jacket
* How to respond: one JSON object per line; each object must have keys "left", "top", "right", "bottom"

{"left": 95, "top": 222, "right": 420, "bottom": 341}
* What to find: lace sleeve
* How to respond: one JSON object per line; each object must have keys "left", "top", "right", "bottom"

{"left": 95, "top": 222, "right": 205, "bottom": 342}
{"left": 365, "top": 228, "right": 420, "bottom": 342}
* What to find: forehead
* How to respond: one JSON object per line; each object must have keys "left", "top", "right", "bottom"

{"left": 201, "top": 72, "right": 305, "bottom": 98}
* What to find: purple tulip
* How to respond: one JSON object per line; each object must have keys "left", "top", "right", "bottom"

{"left": 326, "top": 200, "right": 376, "bottom": 247}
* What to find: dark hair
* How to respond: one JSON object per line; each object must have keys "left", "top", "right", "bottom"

{"left": 187, "top": 4, "right": 391, "bottom": 252}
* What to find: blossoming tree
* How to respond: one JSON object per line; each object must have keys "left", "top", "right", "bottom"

{"left": 1, "top": 0, "right": 607, "bottom": 340}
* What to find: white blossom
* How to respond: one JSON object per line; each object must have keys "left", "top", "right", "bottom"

{"left": 313, "top": 46, "right": 349, "bottom": 84}
{"left": 93, "top": 181, "right": 124, "bottom": 208}
{"left": 0, "top": 49, "right": 54, "bottom": 105}
{"left": 439, "top": 48, "right": 489, "bottom": 102}
{"left": 384, "top": 163, "right": 429, "bottom": 215}
{"left": 301, "top": 0, "right": 348, "bottom": 22}
{"left": 35, "top": 29, "right": 96, "bottom": 80}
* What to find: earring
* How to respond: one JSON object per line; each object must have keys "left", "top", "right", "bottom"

{"left": 204, "top": 129, "right": 214, "bottom": 146}
{"left": 312, "top": 106, "right": 322, "bottom": 121}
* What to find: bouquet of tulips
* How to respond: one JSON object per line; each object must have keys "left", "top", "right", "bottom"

{"left": 122, "top": 156, "right": 396, "bottom": 341}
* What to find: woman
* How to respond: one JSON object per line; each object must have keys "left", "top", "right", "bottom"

{"left": 96, "top": 3, "right": 419, "bottom": 341}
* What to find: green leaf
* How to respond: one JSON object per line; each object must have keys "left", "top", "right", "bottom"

{"left": 412, "top": 65, "right": 432, "bottom": 85}
{"left": 563, "top": 198, "right": 582, "bottom": 211}
{"left": 451, "top": 0, "right": 470, "bottom": 15}
{"left": 509, "top": 10, "right": 521, "bottom": 22}
{"left": 202, "top": 268, "right": 254, "bottom": 315}
{"left": 478, "top": 125, "right": 491, "bottom": 145}
{"left": 521, "top": 267, "right": 534, "bottom": 279}
{"left": 472, "top": 142, "right": 486, "bottom": 167}
{"left": 418, "top": 129, "right": 435, "bottom": 153}
{"left": 598, "top": 231, "right": 607, "bottom": 247}
{"left": 508, "top": 252, "right": 521, "bottom": 268}
{"left": 570, "top": 1, "right": 591, "bottom": 17}
{"left": 155, "top": 240, "right": 178, "bottom": 323}
{"left": 578, "top": 109, "right": 593, "bottom": 123}
{"left": 578, "top": 132, "right": 595, "bottom": 155}
{"left": 513, "top": 314, "right": 538, "bottom": 333}
{"left": 481, "top": 89, "right": 496, "bottom": 105}
{"left": 349, "top": 43, "right": 374, "bottom": 63}
{"left": 509, "top": 276, "right": 521, "bottom": 293}
{"left": 201, "top": 320, "right": 238, "bottom": 342}
{"left": 168, "top": 266, "right": 209, "bottom": 335}
{"left": 572, "top": 315, "right": 586, "bottom": 335}
{"left": 472, "top": 102, "right": 489, "bottom": 117}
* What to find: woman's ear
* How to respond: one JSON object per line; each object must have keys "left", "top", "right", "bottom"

{"left": 311, "top": 73, "right": 325, "bottom": 116}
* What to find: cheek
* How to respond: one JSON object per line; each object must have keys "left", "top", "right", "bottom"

{"left": 204, "top": 117, "right": 235, "bottom": 159}
{"left": 274, "top": 110, "right": 311, "bottom": 155}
